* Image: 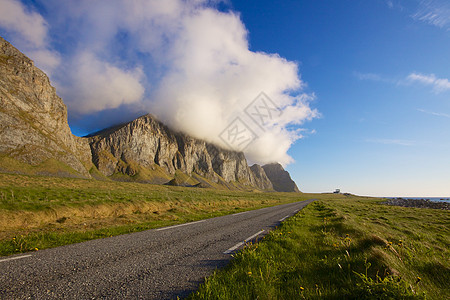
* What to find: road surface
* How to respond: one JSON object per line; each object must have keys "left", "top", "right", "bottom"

{"left": 0, "top": 199, "right": 314, "bottom": 299}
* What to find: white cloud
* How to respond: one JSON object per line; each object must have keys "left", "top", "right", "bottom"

{"left": 0, "top": 0, "right": 60, "bottom": 73}
{"left": 407, "top": 72, "right": 450, "bottom": 93}
{"left": 417, "top": 108, "right": 450, "bottom": 118}
{"left": 146, "top": 7, "right": 317, "bottom": 164}
{"left": 0, "top": 0, "right": 318, "bottom": 165}
{"left": 60, "top": 52, "right": 145, "bottom": 114}
{"left": 0, "top": 0, "right": 47, "bottom": 47}
{"left": 412, "top": 0, "right": 450, "bottom": 30}
{"left": 356, "top": 71, "right": 450, "bottom": 94}
{"left": 27, "top": 49, "right": 60, "bottom": 71}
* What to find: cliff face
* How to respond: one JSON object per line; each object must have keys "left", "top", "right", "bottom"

{"left": 88, "top": 115, "right": 215, "bottom": 184}
{"left": 250, "top": 164, "right": 274, "bottom": 190}
{"left": 0, "top": 37, "right": 91, "bottom": 177}
{"left": 262, "top": 163, "right": 300, "bottom": 192}
{"left": 88, "top": 114, "right": 274, "bottom": 190}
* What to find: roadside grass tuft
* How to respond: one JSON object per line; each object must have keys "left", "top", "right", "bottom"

{"left": 190, "top": 199, "right": 448, "bottom": 299}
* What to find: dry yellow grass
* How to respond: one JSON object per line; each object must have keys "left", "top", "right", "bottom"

{"left": 0, "top": 172, "right": 315, "bottom": 254}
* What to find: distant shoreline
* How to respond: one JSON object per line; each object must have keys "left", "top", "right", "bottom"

{"left": 384, "top": 198, "right": 449, "bottom": 210}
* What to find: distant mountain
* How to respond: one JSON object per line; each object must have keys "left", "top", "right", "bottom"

{"left": 0, "top": 36, "right": 300, "bottom": 192}
{"left": 87, "top": 114, "right": 274, "bottom": 190}
{"left": 262, "top": 163, "right": 300, "bottom": 192}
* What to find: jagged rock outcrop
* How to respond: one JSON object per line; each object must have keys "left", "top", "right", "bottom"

{"left": 250, "top": 164, "right": 273, "bottom": 190}
{"left": 262, "top": 163, "right": 300, "bottom": 192}
{"left": 0, "top": 37, "right": 91, "bottom": 177}
{"left": 207, "top": 143, "right": 252, "bottom": 183}
{"left": 89, "top": 114, "right": 274, "bottom": 190}
{"left": 89, "top": 115, "right": 216, "bottom": 183}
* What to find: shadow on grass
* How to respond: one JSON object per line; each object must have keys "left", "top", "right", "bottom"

{"left": 309, "top": 217, "right": 364, "bottom": 241}
{"left": 272, "top": 245, "right": 393, "bottom": 299}
{"left": 417, "top": 261, "right": 450, "bottom": 289}
{"left": 312, "top": 202, "right": 335, "bottom": 218}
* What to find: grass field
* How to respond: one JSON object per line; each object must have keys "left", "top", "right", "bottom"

{"left": 1, "top": 172, "right": 448, "bottom": 299}
{"left": 0, "top": 172, "right": 312, "bottom": 256}
{"left": 190, "top": 198, "right": 449, "bottom": 299}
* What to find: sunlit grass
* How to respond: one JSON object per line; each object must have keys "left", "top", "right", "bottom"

{"left": 0, "top": 172, "right": 335, "bottom": 256}
{"left": 190, "top": 198, "right": 449, "bottom": 299}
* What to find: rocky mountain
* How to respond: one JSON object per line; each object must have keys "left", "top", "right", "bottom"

{"left": 262, "top": 163, "right": 300, "bottom": 192}
{"left": 0, "top": 36, "right": 300, "bottom": 192}
{"left": 88, "top": 114, "right": 274, "bottom": 190}
{"left": 0, "top": 36, "right": 92, "bottom": 177}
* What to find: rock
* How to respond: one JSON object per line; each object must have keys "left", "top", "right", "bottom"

{"left": 88, "top": 114, "right": 285, "bottom": 190}
{"left": 0, "top": 36, "right": 91, "bottom": 177}
{"left": 250, "top": 164, "right": 273, "bottom": 190}
{"left": 88, "top": 115, "right": 216, "bottom": 183}
{"left": 206, "top": 143, "right": 249, "bottom": 182}
{"left": 262, "top": 163, "right": 300, "bottom": 192}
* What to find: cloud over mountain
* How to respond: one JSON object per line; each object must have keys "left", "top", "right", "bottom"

{"left": 0, "top": 0, "right": 318, "bottom": 165}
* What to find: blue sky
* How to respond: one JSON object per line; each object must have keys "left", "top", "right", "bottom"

{"left": 0, "top": 0, "right": 449, "bottom": 196}
{"left": 230, "top": 0, "right": 450, "bottom": 196}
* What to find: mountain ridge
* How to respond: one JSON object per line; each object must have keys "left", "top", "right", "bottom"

{"left": 0, "top": 36, "right": 300, "bottom": 192}
{"left": 87, "top": 113, "right": 275, "bottom": 190}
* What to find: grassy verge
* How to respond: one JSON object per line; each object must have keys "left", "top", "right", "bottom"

{"left": 0, "top": 172, "right": 323, "bottom": 256}
{"left": 190, "top": 198, "right": 449, "bottom": 299}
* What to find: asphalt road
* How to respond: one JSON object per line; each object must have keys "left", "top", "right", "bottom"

{"left": 0, "top": 199, "right": 314, "bottom": 299}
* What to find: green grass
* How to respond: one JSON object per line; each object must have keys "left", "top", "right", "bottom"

{"left": 0, "top": 155, "right": 83, "bottom": 177}
{"left": 190, "top": 198, "right": 449, "bottom": 299}
{"left": 0, "top": 172, "right": 316, "bottom": 256}
{"left": 171, "top": 170, "right": 201, "bottom": 186}
{"left": 2, "top": 172, "right": 448, "bottom": 299}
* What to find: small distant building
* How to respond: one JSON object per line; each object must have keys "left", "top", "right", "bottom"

{"left": 334, "top": 189, "right": 340, "bottom": 194}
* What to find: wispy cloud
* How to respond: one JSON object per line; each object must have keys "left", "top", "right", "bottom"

{"left": 385, "top": 0, "right": 404, "bottom": 11}
{"left": 356, "top": 71, "right": 450, "bottom": 94}
{"left": 417, "top": 108, "right": 450, "bottom": 118}
{"left": 386, "top": 0, "right": 394, "bottom": 9}
{"left": 0, "top": 0, "right": 47, "bottom": 47}
{"left": 354, "top": 72, "right": 383, "bottom": 81}
{"left": 412, "top": 0, "right": 450, "bottom": 30}
{"left": 0, "top": 0, "right": 60, "bottom": 74}
{"left": 406, "top": 72, "right": 450, "bottom": 93}
{"left": 353, "top": 72, "right": 395, "bottom": 83}
{"left": 366, "top": 138, "right": 415, "bottom": 146}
